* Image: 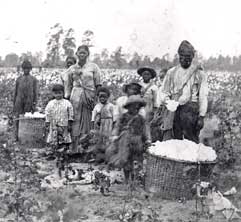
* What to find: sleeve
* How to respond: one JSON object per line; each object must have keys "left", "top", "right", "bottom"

{"left": 33, "top": 77, "right": 38, "bottom": 105}
{"left": 45, "top": 102, "right": 52, "bottom": 123}
{"left": 67, "top": 101, "right": 74, "bottom": 121}
{"left": 93, "top": 64, "right": 102, "bottom": 88}
{"left": 159, "top": 71, "right": 172, "bottom": 104}
{"left": 91, "top": 105, "right": 98, "bottom": 122}
{"left": 152, "top": 85, "right": 159, "bottom": 108}
{"left": 65, "top": 68, "right": 73, "bottom": 99}
{"left": 199, "top": 71, "right": 209, "bottom": 117}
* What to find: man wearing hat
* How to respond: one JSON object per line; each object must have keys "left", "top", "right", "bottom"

{"left": 114, "top": 81, "right": 145, "bottom": 120}
{"left": 159, "top": 40, "right": 208, "bottom": 143}
{"left": 109, "top": 94, "right": 151, "bottom": 183}
{"left": 137, "top": 67, "right": 158, "bottom": 122}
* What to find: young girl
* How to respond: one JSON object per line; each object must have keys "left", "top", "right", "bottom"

{"left": 90, "top": 87, "right": 115, "bottom": 163}
{"left": 107, "top": 95, "right": 151, "bottom": 184}
{"left": 45, "top": 84, "right": 74, "bottom": 159}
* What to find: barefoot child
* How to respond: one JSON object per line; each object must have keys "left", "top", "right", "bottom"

{"left": 13, "top": 60, "right": 38, "bottom": 141}
{"left": 45, "top": 84, "right": 74, "bottom": 163}
{"left": 108, "top": 95, "right": 151, "bottom": 184}
{"left": 90, "top": 87, "right": 115, "bottom": 163}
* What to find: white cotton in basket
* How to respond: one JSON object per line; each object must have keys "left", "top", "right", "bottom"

{"left": 148, "top": 139, "right": 217, "bottom": 162}
{"left": 24, "top": 112, "right": 45, "bottom": 118}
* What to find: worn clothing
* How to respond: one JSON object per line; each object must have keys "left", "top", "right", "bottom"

{"left": 173, "top": 102, "right": 200, "bottom": 143}
{"left": 140, "top": 80, "right": 158, "bottom": 123}
{"left": 159, "top": 64, "right": 208, "bottom": 142}
{"left": 160, "top": 64, "right": 208, "bottom": 116}
{"left": 92, "top": 102, "right": 115, "bottom": 136}
{"left": 13, "top": 75, "right": 38, "bottom": 115}
{"left": 45, "top": 99, "right": 74, "bottom": 145}
{"left": 65, "top": 62, "right": 101, "bottom": 136}
{"left": 114, "top": 96, "right": 146, "bottom": 120}
{"left": 109, "top": 113, "right": 151, "bottom": 170}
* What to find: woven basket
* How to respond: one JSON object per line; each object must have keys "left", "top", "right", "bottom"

{"left": 145, "top": 152, "right": 216, "bottom": 200}
{"left": 18, "top": 117, "right": 45, "bottom": 148}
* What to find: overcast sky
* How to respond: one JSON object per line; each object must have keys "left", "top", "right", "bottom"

{"left": 0, "top": 0, "right": 241, "bottom": 59}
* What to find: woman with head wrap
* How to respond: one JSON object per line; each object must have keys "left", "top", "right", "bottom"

{"left": 159, "top": 40, "right": 208, "bottom": 143}
{"left": 65, "top": 45, "right": 102, "bottom": 152}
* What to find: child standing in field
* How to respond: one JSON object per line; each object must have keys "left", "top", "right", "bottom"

{"left": 90, "top": 87, "right": 115, "bottom": 163}
{"left": 45, "top": 84, "right": 74, "bottom": 160}
{"left": 137, "top": 67, "right": 158, "bottom": 122}
{"left": 114, "top": 82, "right": 145, "bottom": 120}
{"left": 13, "top": 60, "right": 38, "bottom": 140}
{"left": 107, "top": 95, "right": 151, "bottom": 184}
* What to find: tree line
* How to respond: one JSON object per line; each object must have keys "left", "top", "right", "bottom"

{"left": 1, "top": 23, "right": 241, "bottom": 72}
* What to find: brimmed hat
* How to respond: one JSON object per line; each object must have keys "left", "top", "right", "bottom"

{"left": 123, "top": 95, "right": 146, "bottom": 109}
{"left": 137, "top": 67, "right": 157, "bottom": 79}
{"left": 122, "top": 82, "right": 142, "bottom": 94}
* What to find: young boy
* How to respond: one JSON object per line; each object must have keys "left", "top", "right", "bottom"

{"left": 13, "top": 60, "right": 38, "bottom": 140}
{"left": 108, "top": 95, "right": 151, "bottom": 184}
{"left": 45, "top": 84, "right": 74, "bottom": 161}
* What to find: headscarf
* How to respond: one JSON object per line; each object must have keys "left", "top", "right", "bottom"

{"left": 76, "top": 45, "right": 90, "bottom": 56}
{"left": 178, "top": 40, "right": 195, "bottom": 57}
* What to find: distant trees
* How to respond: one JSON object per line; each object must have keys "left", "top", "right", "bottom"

{"left": 5, "top": 53, "right": 19, "bottom": 67}
{"left": 62, "top": 28, "right": 76, "bottom": 57}
{"left": 2, "top": 24, "right": 241, "bottom": 71}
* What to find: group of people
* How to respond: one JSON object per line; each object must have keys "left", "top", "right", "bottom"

{"left": 13, "top": 40, "right": 208, "bottom": 181}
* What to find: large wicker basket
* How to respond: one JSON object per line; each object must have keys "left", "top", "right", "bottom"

{"left": 18, "top": 117, "right": 45, "bottom": 148}
{"left": 145, "top": 152, "right": 216, "bottom": 200}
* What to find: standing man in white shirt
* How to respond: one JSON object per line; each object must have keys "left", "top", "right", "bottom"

{"left": 159, "top": 40, "right": 208, "bottom": 143}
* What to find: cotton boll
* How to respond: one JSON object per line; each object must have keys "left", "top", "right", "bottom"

{"left": 148, "top": 139, "right": 217, "bottom": 162}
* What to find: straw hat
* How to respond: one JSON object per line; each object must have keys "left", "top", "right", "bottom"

{"left": 137, "top": 67, "right": 157, "bottom": 79}
{"left": 123, "top": 95, "right": 146, "bottom": 109}
{"left": 122, "top": 82, "right": 142, "bottom": 94}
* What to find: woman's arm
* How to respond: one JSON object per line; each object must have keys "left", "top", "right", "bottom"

{"left": 65, "top": 68, "right": 73, "bottom": 99}
{"left": 93, "top": 64, "right": 102, "bottom": 89}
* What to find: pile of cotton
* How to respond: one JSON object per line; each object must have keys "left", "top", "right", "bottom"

{"left": 24, "top": 112, "right": 45, "bottom": 118}
{"left": 148, "top": 139, "right": 217, "bottom": 162}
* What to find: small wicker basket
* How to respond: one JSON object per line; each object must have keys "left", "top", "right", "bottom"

{"left": 18, "top": 117, "right": 45, "bottom": 148}
{"left": 145, "top": 152, "right": 216, "bottom": 200}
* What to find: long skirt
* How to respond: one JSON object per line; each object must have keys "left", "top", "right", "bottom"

{"left": 70, "top": 87, "right": 95, "bottom": 137}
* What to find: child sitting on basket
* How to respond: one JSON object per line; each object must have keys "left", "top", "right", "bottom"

{"left": 106, "top": 95, "right": 151, "bottom": 184}
{"left": 45, "top": 84, "right": 74, "bottom": 165}
{"left": 89, "top": 86, "right": 115, "bottom": 163}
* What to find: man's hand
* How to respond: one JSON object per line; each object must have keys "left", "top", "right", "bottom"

{"left": 144, "top": 140, "right": 152, "bottom": 151}
{"left": 196, "top": 116, "right": 204, "bottom": 131}
{"left": 111, "top": 136, "right": 119, "bottom": 142}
